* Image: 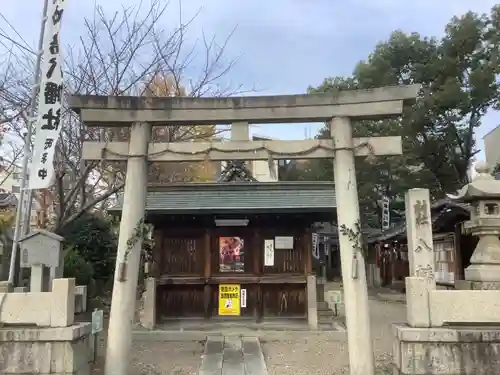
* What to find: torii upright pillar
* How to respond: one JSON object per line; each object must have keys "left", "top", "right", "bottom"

{"left": 105, "top": 122, "right": 151, "bottom": 375}
{"left": 331, "top": 117, "right": 375, "bottom": 375}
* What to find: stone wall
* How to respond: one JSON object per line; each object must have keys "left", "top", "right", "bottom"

{"left": 0, "top": 279, "right": 93, "bottom": 375}
{"left": 393, "top": 324, "right": 500, "bottom": 375}
{"left": 0, "top": 324, "right": 92, "bottom": 375}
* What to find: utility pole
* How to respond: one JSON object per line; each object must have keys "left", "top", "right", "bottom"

{"left": 7, "top": 0, "right": 50, "bottom": 284}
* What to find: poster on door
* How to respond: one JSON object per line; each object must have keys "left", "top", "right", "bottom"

{"left": 219, "top": 237, "right": 245, "bottom": 272}
{"left": 218, "top": 284, "right": 241, "bottom": 316}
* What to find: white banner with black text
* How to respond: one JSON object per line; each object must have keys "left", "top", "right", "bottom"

{"left": 29, "top": 0, "right": 66, "bottom": 190}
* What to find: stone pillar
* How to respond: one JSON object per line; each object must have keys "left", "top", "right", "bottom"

{"left": 105, "top": 122, "right": 151, "bottom": 375}
{"left": 49, "top": 249, "right": 65, "bottom": 287}
{"left": 306, "top": 274, "right": 318, "bottom": 330}
{"left": 75, "top": 285, "right": 88, "bottom": 313}
{"left": 330, "top": 117, "right": 375, "bottom": 375}
{"left": 140, "top": 277, "right": 157, "bottom": 330}
{"left": 316, "top": 276, "right": 325, "bottom": 303}
{"left": 404, "top": 189, "right": 435, "bottom": 327}
{"left": 0, "top": 281, "right": 13, "bottom": 293}
{"left": 231, "top": 121, "right": 249, "bottom": 141}
{"left": 30, "top": 264, "right": 45, "bottom": 292}
{"left": 366, "top": 264, "right": 382, "bottom": 287}
{"left": 405, "top": 189, "right": 436, "bottom": 278}
{"left": 50, "top": 278, "right": 75, "bottom": 327}
{"left": 231, "top": 121, "right": 251, "bottom": 172}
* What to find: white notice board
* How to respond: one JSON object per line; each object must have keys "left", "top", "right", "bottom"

{"left": 264, "top": 239, "right": 275, "bottom": 266}
{"left": 274, "top": 236, "right": 293, "bottom": 249}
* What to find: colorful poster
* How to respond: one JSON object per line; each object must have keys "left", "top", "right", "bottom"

{"left": 219, "top": 237, "right": 244, "bottom": 272}
{"left": 218, "top": 284, "right": 241, "bottom": 316}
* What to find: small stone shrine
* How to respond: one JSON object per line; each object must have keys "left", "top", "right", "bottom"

{"left": 449, "top": 161, "right": 500, "bottom": 290}
{"left": 392, "top": 181, "right": 500, "bottom": 375}
{"left": 19, "top": 229, "right": 64, "bottom": 292}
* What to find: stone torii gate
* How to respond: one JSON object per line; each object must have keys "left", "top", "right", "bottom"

{"left": 69, "top": 84, "right": 420, "bottom": 375}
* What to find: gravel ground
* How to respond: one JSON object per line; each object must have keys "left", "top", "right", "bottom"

{"left": 91, "top": 338, "right": 203, "bottom": 375}
{"left": 262, "top": 298, "right": 407, "bottom": 375}
{"left": 87, "top": 292, "right": 405, "bottom": 374}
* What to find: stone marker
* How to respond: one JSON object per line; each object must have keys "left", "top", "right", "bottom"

{"left": 404, "top": 188, "right": 435, "bottom": 328}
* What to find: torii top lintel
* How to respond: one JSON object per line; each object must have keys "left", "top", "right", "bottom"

{"left": 68, "top": 84, "right": 420, "bottom": 126}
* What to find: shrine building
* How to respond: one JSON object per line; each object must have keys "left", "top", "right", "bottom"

{"left": 109, "top": 161, "right": 336, "bottom": 328}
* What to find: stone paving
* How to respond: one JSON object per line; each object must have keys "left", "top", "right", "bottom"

{"left": 90, "top": 295, "right": 406, "bottom": 375}
{"left": 198, "top": 336, "right": 268, "bottom": 375}
{"left": 262, "top": 297, "right": 407, "bottom": 375}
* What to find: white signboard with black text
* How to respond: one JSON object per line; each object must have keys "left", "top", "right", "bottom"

{"left": 274, "top": 236, "right": 293, "bottom": 249}
{"left": 29, "top": 0, "right": 66, "bottom": 190}
{"left": 312, "top": 233, "right": 320, "bottom": 260}
{"left": 240, "top": 289, "right": 247, "bottom": 308}
{"left": 264, "top": 239, "right": 275, "bottom": 266}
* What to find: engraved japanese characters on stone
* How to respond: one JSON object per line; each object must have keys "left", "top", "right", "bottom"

{"left": 414, "top": 199, "right": 429, "bottom": 226}
{"left": 415, "top": 264, "right": 434, "bottom": 279}
{"left": 414, "top": 238, "right": 433, "bottom": 253}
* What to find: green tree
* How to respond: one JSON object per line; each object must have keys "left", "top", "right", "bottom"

{"left": 286, "top": 113, "right": 431, "bottom": 228}
{"left": 303, "top": 6, "right": 500, "bottom": 227}
{"left": 59, "top": 213, "right": 117, "bottom": 282}
{"left": 63, "top": 246, "right": 95, "bottom": 286}
{"left": 352, "top": 8, "right": 499, "bottom": 193}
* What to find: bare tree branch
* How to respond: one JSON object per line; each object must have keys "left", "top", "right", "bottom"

{"left": 1, "top": 0, "right": 248, "bottom": 233}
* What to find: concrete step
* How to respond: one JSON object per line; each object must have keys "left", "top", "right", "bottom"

{"left": 317, "top": 301, "right": 330, "bottom": 310}
{"left": 318, "top": 309, "right": 334, "bottom": 316}
{"left": 318, "top": 322, "right": 336, "bottom": 330}
{"left": 318, "top": 314, "right": 335, "bottom": 322}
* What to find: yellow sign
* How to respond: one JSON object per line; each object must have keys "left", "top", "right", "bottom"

{"left": 218, "top": 284, "right": 241, "bottom": 316}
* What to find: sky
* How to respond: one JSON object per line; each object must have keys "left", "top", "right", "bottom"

{"left": 1, "top": 0, "right": 499, "bottom": 162}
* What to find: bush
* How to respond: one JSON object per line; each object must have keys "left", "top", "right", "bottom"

{"left": 63, "top": 246, "right": 94, "bottom": 286}
{"left": 60, "top": 213, "right": 117, "bottom": 282}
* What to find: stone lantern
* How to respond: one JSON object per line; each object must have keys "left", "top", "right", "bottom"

{"left": 448, "top": 162, "right": 500, "bottom": 289}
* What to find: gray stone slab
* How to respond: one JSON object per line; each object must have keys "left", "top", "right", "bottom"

{"left": 242, "top": 337, "right": 268, "bottom": 375}
{"left": 205, "top": 336, "right": 224, "bottom": 355}
{"left": 199, "top": 335, "right": 269, "bottom": 375}
{"left": 222, "top": 336, "right": 244, "bottom": 375}
{"left": 199, "top": 336, "right": 224, "bottom": 375}
{"left": 199, "top": 354, "right": 223, "bottom": 375}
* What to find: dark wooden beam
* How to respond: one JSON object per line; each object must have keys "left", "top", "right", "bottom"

{"left": 203, "top": 228, "right": 212, "bottom": 319}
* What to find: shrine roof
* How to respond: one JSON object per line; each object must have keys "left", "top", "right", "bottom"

{"left": 109, "top": 181, "right": 336, "bottom": 214}
{"left": 367, "top": 198, "right": 470, "bottom": 243}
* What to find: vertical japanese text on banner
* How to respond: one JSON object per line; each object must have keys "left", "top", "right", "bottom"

{"left": 29, "top": 0, "right": 66, "bottom": 190}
